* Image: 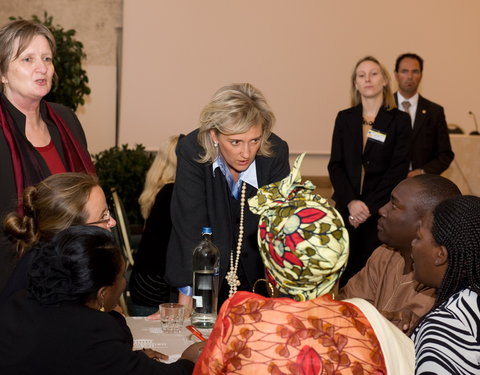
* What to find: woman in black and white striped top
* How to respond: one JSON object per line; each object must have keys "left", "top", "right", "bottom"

{"left": 410, "top": 195, "right": 480, "bottom": 374}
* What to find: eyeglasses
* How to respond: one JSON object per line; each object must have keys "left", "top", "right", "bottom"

{"left": 86, "top": 209, "right": 112, "bottom": 226}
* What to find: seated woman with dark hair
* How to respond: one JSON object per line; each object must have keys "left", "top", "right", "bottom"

{"left": 411, "top": 195, "right": 480, "bottom": 374}
{"left": 0, "top": 225, "right": 203, "bottom": 375}
{"left": 193, "top": 155, "right": 414, "bottom": 375}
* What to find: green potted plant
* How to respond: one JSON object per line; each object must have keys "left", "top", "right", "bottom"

{"left": 10, "top": 12, "right": 90, "bottom": 111}
{"left": 92, "top": 144, "right": 154, "bottom": 228}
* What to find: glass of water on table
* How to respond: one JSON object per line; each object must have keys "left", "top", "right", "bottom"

{"left": 159, "top": 303, "right": 185, "bottom": 333}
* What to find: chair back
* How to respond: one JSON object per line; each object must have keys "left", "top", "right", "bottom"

{"left": 111, "top": 188, "right": 135, "bottom": 267}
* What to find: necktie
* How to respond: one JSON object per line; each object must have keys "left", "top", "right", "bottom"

{"left": 402, "top": 101, "right": 413, "bottom": 127}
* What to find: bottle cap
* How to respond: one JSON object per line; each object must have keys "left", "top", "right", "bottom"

{"left": 201, "top": 227, "right": 212, "bottom": 234}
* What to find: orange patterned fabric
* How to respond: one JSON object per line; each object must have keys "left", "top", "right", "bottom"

{"left": 194, "top": 292, "right": 386, "bottom": 374}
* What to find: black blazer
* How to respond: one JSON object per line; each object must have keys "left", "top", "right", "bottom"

{"left": 0, "top": 293, "right": 194, "bottom": 375}
{"left": 133, "top": 183, "right": 174, "bottom": 276}
{"left": 395, "top": 93, "right": 454, "bottom": 174}
{"left": 0, "top": 94, "right": 90, "bottom": 291}
{"left": 165, "top": 129, "right": 290, "bottom": 288}
{"left": 328, "top": 105, "right": 411, "bottom": 217}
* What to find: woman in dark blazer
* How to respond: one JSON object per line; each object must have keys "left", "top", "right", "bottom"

{"left": 0, "top": 226, "right": 203, "bottom": 375}
{"left": 328, "top": 56, "right": 411, "bottom": 285}
{"left": 129, "top": 136, "right": 180, "bottom": 315}
{"left": 165, "top": 83, "right": 290, "bottom": 311}
{"left": 0, "top": 20, "right": 95, "bottom": 291}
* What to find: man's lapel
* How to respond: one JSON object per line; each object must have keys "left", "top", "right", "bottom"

{"left": 412, "top": 95, "right": 427, "bottom": 139}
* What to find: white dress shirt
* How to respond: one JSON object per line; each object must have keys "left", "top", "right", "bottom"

{"left": 397, "top": 92, "right": 419, "bottom": 128}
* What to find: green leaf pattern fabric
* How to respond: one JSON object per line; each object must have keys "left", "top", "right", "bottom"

{"left": 249, "top": 153, "right": 349, "bottom": 301}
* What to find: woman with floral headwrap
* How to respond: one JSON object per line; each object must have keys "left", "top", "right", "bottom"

{"left": 193, "top": 154, "right": 414, "bottom": 375}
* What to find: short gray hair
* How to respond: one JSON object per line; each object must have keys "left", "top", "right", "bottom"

{"left": 0, "top": 20, "right": 56, "bottom": 93}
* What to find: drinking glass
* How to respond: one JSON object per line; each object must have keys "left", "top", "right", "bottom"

{"left": 159, "top": 303, "right": 185, "bottom": 334}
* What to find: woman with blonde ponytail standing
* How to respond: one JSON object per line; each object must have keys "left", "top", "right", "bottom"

{"left": 328, "top": 56, "right": 411, "bottom": 285}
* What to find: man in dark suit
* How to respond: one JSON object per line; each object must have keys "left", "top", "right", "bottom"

{"left": 394, "top": 53, "right": 454, "bottom": 177}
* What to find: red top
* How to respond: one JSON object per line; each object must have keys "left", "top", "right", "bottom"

{"left": 35, "top": 140, "right": 66, "bottom": 174}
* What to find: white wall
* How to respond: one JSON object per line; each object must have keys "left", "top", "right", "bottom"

{"left": 76, "top": 66, "right": 117, "bottom": 153}
{"left": 2, "top": 1, "right": 479, "bottom": 173}
{"left": 121, "top": 1, "right": 480, "bottom": 174}
{"left": 120, "top": 1, "right": 480, "bottom": 174}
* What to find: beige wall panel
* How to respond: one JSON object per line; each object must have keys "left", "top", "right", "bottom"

{"left": 0, "top": 0, "right": 121, "bottom": 154}
{"left": 120, "top": 0, "right": 480, "bottom": 175}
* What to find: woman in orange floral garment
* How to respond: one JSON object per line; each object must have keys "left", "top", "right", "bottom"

{"left": 193, "top": 154, "right": 414, "bottom": 375}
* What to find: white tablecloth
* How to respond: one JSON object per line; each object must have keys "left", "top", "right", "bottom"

{"left": 126, "top": 317, "right": 200, "bottom": 364}
{"left": 443, "top": 135, "right": 480, "bottom": 195}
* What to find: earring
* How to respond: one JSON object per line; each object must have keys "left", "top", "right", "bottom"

{"left": 213, "top": 142, "right": 218, "bottom": 148}
{"left": 252, "top": 278, "right": 275, "bottom": 296}
{"left": 99, "top": 294, "right": 105, "bottom": 312}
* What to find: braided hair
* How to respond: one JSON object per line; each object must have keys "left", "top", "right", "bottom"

{"left": 27, "top": 225, "right": 123, "bottom": 306}
{"left": 431, "top": 195, "right": 480, "bottom": 305}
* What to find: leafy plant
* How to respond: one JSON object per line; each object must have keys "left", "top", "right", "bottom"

{"left": 10, "top": 12, "right": 90, "bottom": 111}
{"left": 92, "top": 144, "right": 154, "bottom": 226}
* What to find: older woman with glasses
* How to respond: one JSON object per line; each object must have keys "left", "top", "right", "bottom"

{"left": 0, "top": 172, "right": 115, "bottom": 301}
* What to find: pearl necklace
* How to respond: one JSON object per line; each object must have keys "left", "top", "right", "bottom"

{"left": 225, "top": 182, "right": 246, "bottom": 297}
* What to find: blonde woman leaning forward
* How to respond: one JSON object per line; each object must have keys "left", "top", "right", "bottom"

{"left": 164, "top": 83, "right": 290, "bottom": 311}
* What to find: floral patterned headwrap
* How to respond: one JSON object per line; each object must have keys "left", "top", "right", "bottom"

{"left": 249, "top": 153, "right": 349, "bottom": 301}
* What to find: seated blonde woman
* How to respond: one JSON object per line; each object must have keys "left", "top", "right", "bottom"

{"left": 130, "top": 135, "right": 180, "bottom": 315}
{"left": 193, "top": 154, "right": 414, "bottom": 375}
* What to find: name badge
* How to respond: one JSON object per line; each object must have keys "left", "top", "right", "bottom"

{"left": 367, "top": 129, "right": 386, "bottom": 144}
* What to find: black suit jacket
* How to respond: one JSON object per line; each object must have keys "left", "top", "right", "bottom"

{"left": 395, "top": 93, "right": 454, "bottom": 174}
{"left": 0, "top": 293, "right": 194, "bottom": 375}
{"left": 165, "top": 129, "right": 290, "bottom": 288}
{"left": 0, "top": 94, "right": 90, "bottom": 291}
{"left": 328, "top": 105, "right": 411, "bottom": 217}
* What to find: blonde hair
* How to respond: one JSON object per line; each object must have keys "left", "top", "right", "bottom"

{"left": 138, "top": 136, "right": 179, "bottom": 220}
{"left": 197, "top": 83, "right": 275, "bottom": 164}
{"left": 4, "top": 173, "right": 99, "bottom": 254}
{"left": 0, "top": 20, "right": 56, "bottom": 93}
{"left": 350, "top": 56, "right": 396, "bottom": 109}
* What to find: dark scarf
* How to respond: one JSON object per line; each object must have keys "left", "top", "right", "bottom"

{"left": 0, "top": 95, "right": 96, "bottom": 214}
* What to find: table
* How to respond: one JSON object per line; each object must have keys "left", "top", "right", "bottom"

{"left": 443, "top": 135, "right": 480, "bottom": 195}
{"left": 126, "top": 317, "right": 208, "bottom": 364}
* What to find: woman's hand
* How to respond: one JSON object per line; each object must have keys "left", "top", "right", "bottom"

{"left": 141, "top": 348, "right": 169, "bottom": 362}
{"left": 146, "top": 310, "right": 160, "bottom": 320}
{"left": 347, "top": 200, "right": 370, "bottom": 228}
{"left": 180, "top": 342, "right": 205, "bottom": 363}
